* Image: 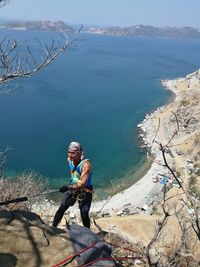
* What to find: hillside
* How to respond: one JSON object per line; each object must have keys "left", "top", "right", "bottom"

{"left": 85, "top": 25, "right": 200, "bottom": 39}
{"left": 1, "top": 21, "right": 200, "bottom": 39}
{"left": 0, "top": 20, "right": 73, "bottom": 32}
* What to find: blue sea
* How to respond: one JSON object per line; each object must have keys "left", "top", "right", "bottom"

{"left": 1, "top": 30, "right": 200, "bottom": 195}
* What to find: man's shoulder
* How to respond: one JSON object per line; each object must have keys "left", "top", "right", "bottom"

{"left": 82, "top": 159, "right": 92, "bottom": 170}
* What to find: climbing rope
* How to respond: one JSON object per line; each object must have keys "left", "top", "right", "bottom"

{"left": 77, "top": 256, "right": 142, "bottom": 267}
{"left": 50, "top": 240, "right": 143, "bottom": 267}
{"left": 50, "top": 242, "right": 99, "bottom": 267}
{"left": 0, "top": 189, "right": 59, "bottom": 206}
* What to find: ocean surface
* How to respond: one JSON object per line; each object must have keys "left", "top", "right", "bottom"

{"left": 1, "top": 30, "right": 200, "bottom": 195}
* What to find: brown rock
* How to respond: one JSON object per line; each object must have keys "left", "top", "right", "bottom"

{"left": 0, "top": 210, "right": 75, "bottom": 267}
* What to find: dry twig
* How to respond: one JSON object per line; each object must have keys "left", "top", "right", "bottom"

{"left": 0, "top": 27, "right": 82, "bottom": 92}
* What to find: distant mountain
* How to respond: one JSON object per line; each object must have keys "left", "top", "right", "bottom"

{"left": 2, "top": 21, "right": 200, "bottom": 39}
{"left": 0, "top": 20, "right": 73, "bottom": 32}
{"left": 84, "top": 25, "right": 200, "bottom": 39}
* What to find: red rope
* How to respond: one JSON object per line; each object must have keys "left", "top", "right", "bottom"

{"left": 50, "top": 242, "right": 98, "bottom": 267}
{"left": 77, "top": 256, "right": 141, "bottom": 267}
{"left": 50, "top": 240, "right": 142, "bottom": 267}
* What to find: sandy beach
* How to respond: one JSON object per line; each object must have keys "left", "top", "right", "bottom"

{"left": 90, "top": 161, "right": 164, "bottom": 215}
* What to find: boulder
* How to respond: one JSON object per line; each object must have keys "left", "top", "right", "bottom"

{"left": 68, "top": 223, "right": 116, "bottom": 266}
{"left": 0, "top": 210, "right": 74, "bottom": 267}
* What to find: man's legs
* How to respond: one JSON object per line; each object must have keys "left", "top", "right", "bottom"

{"left": 52, "top": 190, "right": 76, "bottom": 227}
{"left": 79, "top": 192, "right": 92, "bottom": 228}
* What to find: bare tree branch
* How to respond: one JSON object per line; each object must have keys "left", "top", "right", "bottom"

{"left": 0, "top": 0, "right": 10, "bottom": 7}
{"left": 165, "top": 130, "right": 178, "bottom": 147}
{"left": 171, "top": 111, "right": 180, "bottom": 132}
{"left": 159, "top": 142, "right": 184, "bottom": 189}
{"left": 146, "top": 193, "right": 170, "bottom": 266}
{"left": 0, "top": 27, "right": 81, "bottom": 90}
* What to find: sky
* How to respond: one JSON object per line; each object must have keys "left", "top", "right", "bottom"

{"left": 1, "top": 0, "right": 200, "bottom": 28}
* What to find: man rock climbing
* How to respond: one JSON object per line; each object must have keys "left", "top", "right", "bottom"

{"left": 52, "top": 141, "right": 93, "bottom": 228}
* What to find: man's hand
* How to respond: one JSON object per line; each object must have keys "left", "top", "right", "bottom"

{"left": 59, "top": 185, "right": 69, "bottom": 193}
{"left": 68, "top": 185, "right": 74, "bottom": 190}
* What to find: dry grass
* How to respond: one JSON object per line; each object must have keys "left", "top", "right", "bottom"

{"left": 0, "top": 171, "right": 47, "bottom": 210}
{"left": 100, "top": 231, "right": 148, "bottom": 267}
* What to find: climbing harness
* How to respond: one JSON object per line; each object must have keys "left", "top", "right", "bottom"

{"left": 71, "top": 189, "right": 86, "bottom": 202}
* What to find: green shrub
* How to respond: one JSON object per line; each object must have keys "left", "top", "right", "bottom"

{"left": 180, "top": 99, "right": 190, "bottom": 107}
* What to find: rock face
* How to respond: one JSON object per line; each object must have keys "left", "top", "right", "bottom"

{"left": 0, "top": 210, "right": 74, "bottom": 267}
{"left": 0, "top": 210, "right": 116, "bottom": 267}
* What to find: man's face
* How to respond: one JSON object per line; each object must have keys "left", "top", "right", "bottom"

{"left": 68, "top": 150, "right": 81, "bottom": 162}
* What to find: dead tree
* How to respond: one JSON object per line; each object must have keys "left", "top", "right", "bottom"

{"left": 0, "top": 0, "right": 10, "bottom": 7}
{"left": 0, "top": 29, "right": 81, "bottom": 93}
{"left": 0, "top": 0, "right": 81, "bottom": 93}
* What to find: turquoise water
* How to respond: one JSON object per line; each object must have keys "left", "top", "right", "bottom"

{"left": 1, "top": 30, "right": 200, "bottom": 190}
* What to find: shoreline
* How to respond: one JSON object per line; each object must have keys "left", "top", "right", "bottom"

{"left": 91, "top": 79, "right": 179, "bottom": 216}
{"left": 90, "top": 80, "right": 179, "bottom": 215}
{"left": 94, "top": 68, "right": 200, "bottom": 216}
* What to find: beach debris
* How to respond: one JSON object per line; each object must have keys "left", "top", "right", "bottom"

{"left": 115, "top": 204, "right": 140, "bottom": 216}
{"left": 102, "top": 211, "right": 111, "bottom": 218}
{"left": 123, "top": 203, "right": 132, "bottom": 208}
{"left": 137, "top": 204, "right": 154, "bottom": 215}
{"left": 127, "top": 207, "right": 140, "bottom": 215}
{"left": 141, "top": 204, "right": 148, "bottom": 211}
{"left": 152, "top": 176, "right": 159, "bottom": 183}
{"left": 175, "top": 149, "right": 183, "bottom": 156}
{"left": 172, "top": 180, "right": 181, "bottom": 188}
{"left": 122, "top": 203, "right": 140, "bottom": 215}
{"left": 116, "top": 210, "right": 124, "bottom": 216}
{"left": 159, "top": 176, "right": 169, "bottom": 185}
{"left": 187, "top": 159, "right": 194, "bottom": 163}
{"left": 159, "top": 175, "right": 174, "bottom": 192}
{"left": 123, "top": 207, "right": 131, "bottom": 214}
{"left": 188, "top": 208, "right": 194, "bottom": 214}
{"left": 134, "top": 259, "right": 143, "bottom": 266}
